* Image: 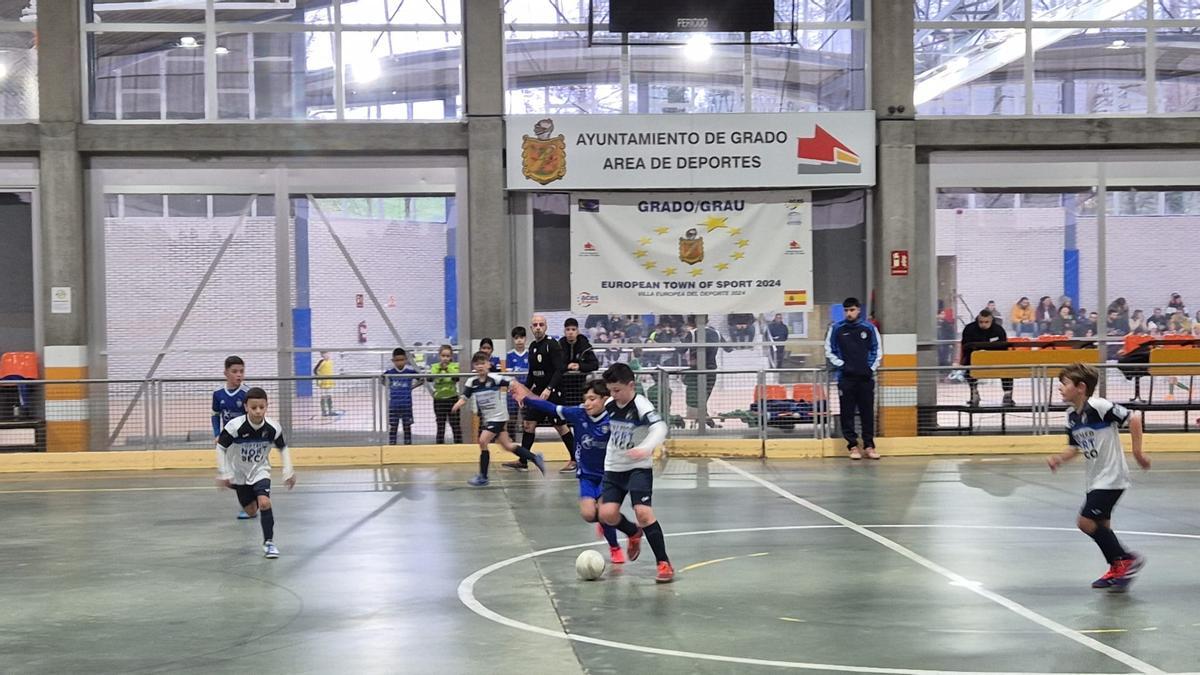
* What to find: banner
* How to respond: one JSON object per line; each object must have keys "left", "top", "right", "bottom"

{"left": 506, "top": 112, "right": 875, "bottom": 190}
{"left": 570, "top": 192, "right": 813, "bottom": 315}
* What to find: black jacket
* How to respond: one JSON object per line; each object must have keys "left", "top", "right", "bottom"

{"left": 525, "top": 336, "right": 563, "bottom": 392}
{"left": 960, "top": 321, "right": 1008, "bottom": 365}
{"left": 559, "top": 335, "right": 599, "bottom": 374}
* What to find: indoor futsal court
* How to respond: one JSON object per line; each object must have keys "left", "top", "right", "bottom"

{"left": 3, "top": 454, "right": 1198, "bottom": 674}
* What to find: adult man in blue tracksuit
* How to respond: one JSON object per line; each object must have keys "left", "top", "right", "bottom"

{"left": 825, "top": 297, "right": 882, "bottom": 460}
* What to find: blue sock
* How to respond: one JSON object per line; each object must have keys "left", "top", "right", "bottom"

{"left": 601, "top": 524, "right": 619, "bottom": 548}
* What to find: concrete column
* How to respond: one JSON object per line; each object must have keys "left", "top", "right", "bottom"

{"left": 463, "top": 0, "right": 511, "bottom": 340}
{"left": 37, "top": 0, "right": 91, "bottom": 451}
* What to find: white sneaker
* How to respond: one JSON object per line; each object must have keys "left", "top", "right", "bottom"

{"left": 263, "top": 541, "right": 280, "bottom": 559}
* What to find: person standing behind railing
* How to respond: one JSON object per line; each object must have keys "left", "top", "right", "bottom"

{"left": 429, "top": 345, "right": 462, "bottom": 444}
{"left": 825, "top": 297, "right": 882, "bottom": 460}
{"left": 766, "top": 313, "right": 789, "bottom": 368}
{"left": 314, "top": 351, "right": 336, "bottom": 417}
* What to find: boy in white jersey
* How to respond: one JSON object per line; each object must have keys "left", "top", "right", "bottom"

{"left": 454, "top": 352, "right": 546, "bottom": 487}
{"left": 597, "top": 363, "right": 674, "bottom": 583}
{"left": 215, "top": 387, "right": 297, "bottom": 559}
{"left": 1048, "top": 362, "right": 1150, "bottom": 591}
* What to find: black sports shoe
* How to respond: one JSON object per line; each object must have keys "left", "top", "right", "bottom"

{"left": 501, "top": 460, "right": 528, "bottom": 471}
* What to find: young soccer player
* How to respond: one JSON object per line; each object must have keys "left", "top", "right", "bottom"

{"left": 383, "top": 348, "right": 419, "bottom": 445}
{"left": 314, "top": 351, "right": 336, "bottom": 417}
{"left": 503, "top": 326, "right": 530, "bottom": 459}
{"left": 512, "top": 378, "right": 628, "bottom": 563}
{"left": 597, "top": 363, "right": 674, "bottom": 582}
{"left": 453, "top": 352, "right": 546, "bottom": 487}
{"left": 1048, "top": 362, "right": 1150, "bottom": 592}
{"left": 430, "top": 345, "right": 462, "bottom": 444}
{"left": 215, "top": 387, "right": 297, "bottom": 559}
{"left": 478, "top": 338, "right": 502, "bottom": 372}
{"left": 212, "top": 355, "right": 252, "bottom": 519}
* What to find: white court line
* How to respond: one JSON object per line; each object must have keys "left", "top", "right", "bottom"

{"left": 712, "top": 458, "right": 1166, "bottom": 675}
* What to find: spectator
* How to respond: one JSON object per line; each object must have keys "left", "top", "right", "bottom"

{"left": 1077, "top": 311, "right": 1098, "bottom": 337}
{"left": 985, "top": 301, "right": 1002, "bottom": 327}
{"left": 727, "top": 313, "right": 756, "bottom": 343}
{"left": 1036, "top": 296, "right": 1057, "bottom": 334}
{"left": 825, "top": 297, "right": 882, "bottom": 460}
{"left": 1148, "top": 307, "right": 1170, "bottom": 332}
{"left": 1059, "top": 296, "right": 1077, "bottom": 320}
{"left": 584, "top": 314, "right": 608, "bottom": 332}
{"left": 1050, "top": 306, "right": 1075, "bottom": 335}
{"left": 937, "top": 300, "right": 956, "bottom": 367}
{"left": 623, "top": 317, "right": 644, "bottom": 342}
{"left": 680, "top": 315, "right": 733, "bottom": 368}
{"left": 1193, "top": 311, "right": 1200, "bottom": 337}
{"left": 1168, "top": 310, "right": 1192, "bottom": 335}
{"left": 959, "top": 309, "right": 1014, "bottom": 408}
{"left": 1107, "top": 297, "right": 1129, "bottom": 322}
{"left": 559, "top": 318, "right": 599, "bottom": 405}
{"left": 1129, "top": 309, "right": 1148, "bottom": 334}
{"left": 766, "top": 313, "right": 789, "bottom": 368}
{"left": 1168, "top": 292, "right": 1186, "bottom": 315}
{"left": 1010, "top": 297, "right": 1036, "bottom": 337}
{"left": 1108, "top": 303, "right": 1131, "bottom": 334}
{"left": 1105, "top": 311, "right": 1124, "bottom": 360}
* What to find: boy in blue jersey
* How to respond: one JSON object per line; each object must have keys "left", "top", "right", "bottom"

{"left": 212, "top": 355, "right": 253, "bottom": 520}
{"left": 383, "top": 348, "right": 419, "bottom": 445}
{"left": 502, "top": 326, "right": 530, "bottom": 464}
{"left": 512, "top": 378, "right": 628, "bottom": 564}
{"left": 453, "top": 352, "right": 546, "bottom": 486}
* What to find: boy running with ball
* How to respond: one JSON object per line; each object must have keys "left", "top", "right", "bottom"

{"left": 1048, "top": 362, "right": 1150, "bottom": 591}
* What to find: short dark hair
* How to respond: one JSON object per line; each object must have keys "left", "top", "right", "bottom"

{"left": 564, "top": 318, "right": 579, "bottom": 329}
{"left": 511, "top": 326, "right": 526, "bottom": 338}
{"left": 224, "top": 355, "right": 244, "bottom": 370}
{"left": 392, "top": 348, "right": 406, "bottom": 358}
{"left": 584, "top": 380, "right": 610, "bottom": 398}
{"left": 471, "top": 351, "right": 489, "bottom": 364}
{"left": 602, "top": 362, "right": 635, "bottom": 385}
{"left": 1059, "top": 362, "right": 1099, "bottom": 397}
{"left": 978, "top": 309, "right": 993, "bottom": 319}
{"left": 439, "top": 344, "right": 453, "bottom": 355}
{"left": 246, "top": 387, "right": 268, "bottom": 403}
{"left": 842, "top": 297, "right": 860, "bottom": 309}
{"left": 479, "top": 337, "right": 494, "bottom": 349}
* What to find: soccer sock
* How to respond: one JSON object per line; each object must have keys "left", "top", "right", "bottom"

{"left": 1089, "top": 526, "right": 1128, "bottom": 564}
{"left": 601, "top": 524, "right": 620, "bottom": 548}
{"left": 613, "top": 513, "right": 640, "bottom": 537}
{"left": 479, "top": 449, "right": 490, "bottom": 478}
{"left": 642, "top": 521, "right": 669, "bottom": 563}
{"left": 519, "top": 431, "right": 535, "bottom": 465}
{"left": 260, "top": 507, "right": 275, "bottom": 542}
{"left": 560, "top": 431, "right": 575, "bottom": 458}
{"left": 403, "top": 423, "right": 412, "bottom": 445}
{"left": 511, "top": 445, "right": 537, "bottom": 463}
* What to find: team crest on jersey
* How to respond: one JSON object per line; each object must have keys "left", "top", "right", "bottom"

{"left": 679, "top": 228, "right": 704, "bottom": 265}
{"left": 521, "top": 119, "right": 567, "bottom": 185}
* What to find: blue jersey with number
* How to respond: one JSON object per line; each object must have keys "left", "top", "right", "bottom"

{"left": 384, "top": 365, "right": 419, "bottom": 410}
{"left": 524, "top": 396, "right": 609, "bottom": 480}
{"left": 212, "top": 385, "right": 248, "bottom": 437}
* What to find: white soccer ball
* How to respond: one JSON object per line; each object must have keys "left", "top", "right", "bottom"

{"left": 575, "top": 549, "right": 606, "bottom": 581}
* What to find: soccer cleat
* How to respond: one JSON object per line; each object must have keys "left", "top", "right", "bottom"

{"left": 610, "top": 546, "right": 626, "bottom": 565}
{"left": 627, "top": 529, "right": 643, "bottom": 562}
{"left": 1107, "top": 554, "right": 1145, "bottom": 593}
{"left": 656, "top": 561, "right": 675, "bottom": 583}
{"left": 263, "top": 541, "right": 279, "bottom": 559}
{"left": 558, "top": 461, "right": 577, "bottom": 474}
{"left": 237, "top": 510, "right": 257, "bottom": 520}
{"left": 501, "top": 460, "right": 528, "bottom": 472}
{"left": 1091, "top": 564, "right": 1118, "bottom": 589}
{"left": 531, "top": 452, "right": 547, "bottom": 476}
{"left": 467, "top": 474, "right": 490, "bottom": 487}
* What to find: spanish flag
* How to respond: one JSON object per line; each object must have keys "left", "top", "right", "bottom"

{"left": 783, "top": 289, "right": 808, "bottom": 307}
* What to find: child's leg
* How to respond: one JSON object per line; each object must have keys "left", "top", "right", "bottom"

{"left": 434, "top": 400, "right": 448, "bottom": 444}
{"left": 498, "top": 430, "right": 538, "bottom": 463}
{"left": 1078, "top": 515, "right": 1129, "bottom": 564}
{"left": 630, "top": 471, "right": 668, "bottom": 563}
{"left": 449, "top": 407, "right": 462, "bottom": 444}
{"left": 403, "top": 418, "right": 413, "bottom": 445}
{"left": 387, "top": 409, "right": 399, "bottom": 445}
{"left": 477, "top": 430, "right": 495, "bottom": 477}
{"left": 581, "top": 497, "right": 619, "bottom": 548}
{"left": 258, "top": 495, "right": 275, "bottom": 543}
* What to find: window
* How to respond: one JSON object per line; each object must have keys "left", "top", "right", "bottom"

{"left": 85, "top": 0, "right": 461, "bottom": 121}
{"left": 915, "top": 0, "right": 1200, "bottom": 115}
{"left": 0, "top": 10, "right": 37, "bottom": 120}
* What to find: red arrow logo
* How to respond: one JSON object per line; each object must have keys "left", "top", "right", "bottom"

{"left": 797, "top": 125, "right": 859, "bottom": 165}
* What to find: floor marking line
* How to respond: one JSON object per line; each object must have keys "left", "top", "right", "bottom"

{"left": 1080, "top": 630, "right": 1128, "bottom": 635}
{"left": 458, "top": 523, "right": 1200, "bottom": 675}
{"left": 680, "top": 552, "right": 769, "bottom": 573}
{"left": 712, "top": 459, "right": 1167, "bottom": 675}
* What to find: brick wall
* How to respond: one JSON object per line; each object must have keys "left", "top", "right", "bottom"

{"left": 105, "top": 215, "right": 451, "bottom": 379}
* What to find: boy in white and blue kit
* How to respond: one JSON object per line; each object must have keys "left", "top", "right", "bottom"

{"left": 453, "top": 351, "right": 545, "bottom": 486}
{"left": 383, "top": 348, "right": 419, "bottom": 445}
{"left": 1048, "top": 362, "right": 1151, "bottom": 592}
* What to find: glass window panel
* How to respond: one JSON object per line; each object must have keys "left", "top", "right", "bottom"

{"left": 797, "top": 0, "right": 862, "bottom": 22}
{"left": 123, "top": 194, "right": 164, "bottom": 217}
{"left": 1156, "top": 27, "right": 1200, "bottom": 112}
{"left": 213, "top": 195, "right": 256, "bottom": 217}
{"left": 105, "top": 194, "right": 120, "bottom": 219}
{"left": 915, "top": 28, "right": 1026, "bottom": 115}
{"left": 915, "top": 0, "right": 1024, "bottom": 22}
{"left": 1032, "top": 0, "right": 1147, "bottom": 21}
{"left": 752, "top": 29, "right": 866, "bottom": 112}
{"left": 90, "top": 33, "right": 205, "bottom": 120}
{"left": 0, "top": 32, "right": 38, "bottom": 120}
{"left": 342, "top": 31, "right": 461, "bottom": 120}
{"left": 87, "top": 0, "right": 204, "bottom": 23}
{"left": 214, "top": 0, "right": 336, "bottom": 24}
{"left": 168, "top": 194, "right": 208, "bottom": 218}
{"left": 505, "top": 0, "right": 599, "bottom": 24}
{"left": 340, "top": 0, "right": 462, "bottom": 25}
{"left": 1155, "top": 0, "right": 1200, "bottom": 19}
{"left": 1021, "top": 192, "right": 1063, "bottom": 208}
{"left": 631, "top": 43, "right": 746, "bottom": 113}
{"left": 1032, "top": 29, "right": 1146, "bottom": 114}
{"left": 213, "top": 32, "right": 337, "bottom": 120}
{"left": 506, "top": 32, "right": 624, "bottom": 114}
{"left": 256, "top": 195, "right": 276, "bottom": 217}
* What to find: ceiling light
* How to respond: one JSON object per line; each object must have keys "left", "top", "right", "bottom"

{"left": 683, "top": 34, "right": 713, "bottom": 62}
{"left": 0, "top": 63, "right": 8, "bottom": 81}
{"left": 1107, "top": 39, "right": 1129, "bottom": 50}
{"left": 214, "top": 46, "right": 230, "bottom": 55}
{"left": 179, "top": 36, "right": 199, "bottom": 48}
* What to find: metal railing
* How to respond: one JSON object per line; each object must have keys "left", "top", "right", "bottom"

{"left": 1, "top": 362, "right": 1196, "bottom": 452}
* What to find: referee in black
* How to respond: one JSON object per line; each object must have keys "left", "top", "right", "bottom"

{"left": 502, "top": 314, "right": 577, "bottom": 473}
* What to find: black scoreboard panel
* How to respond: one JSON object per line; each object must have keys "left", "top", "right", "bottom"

{"left": 607, "top": 0, "right": 775, "bottom": 33}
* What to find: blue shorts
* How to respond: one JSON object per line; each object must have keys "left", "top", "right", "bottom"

{"left": 578, "top": 476, "right": 603, "bottom": 501}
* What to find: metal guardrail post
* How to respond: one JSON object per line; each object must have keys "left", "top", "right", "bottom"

{"left": 757, "top": 369, "right": 767, "bottom": 444}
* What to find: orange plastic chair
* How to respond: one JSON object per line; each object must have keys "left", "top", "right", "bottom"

{"left": 0, "top": 352, "right": 38, "bottom": 379}
{"left": 754, "top": 384, "right": 788, "bottom": 403}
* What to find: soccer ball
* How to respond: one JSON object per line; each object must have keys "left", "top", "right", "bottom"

{"left": 575, "top": 549, "right": 606, "bottom": 581}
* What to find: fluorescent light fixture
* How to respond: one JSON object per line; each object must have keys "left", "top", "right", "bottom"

{"left": 214, "top": 46, "right": 230, "bottom": 55}
{"left": 1107, "top": 39, "right": 1129, "bottom": 49}
{"left": 179, "top": 36, "right": 199, "bottom": 48}
{"left": 0, "top": 63, "right": 8, "bottom": 80}
{"left": 683, "top": 34, "right": 713, "bottom": 62}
